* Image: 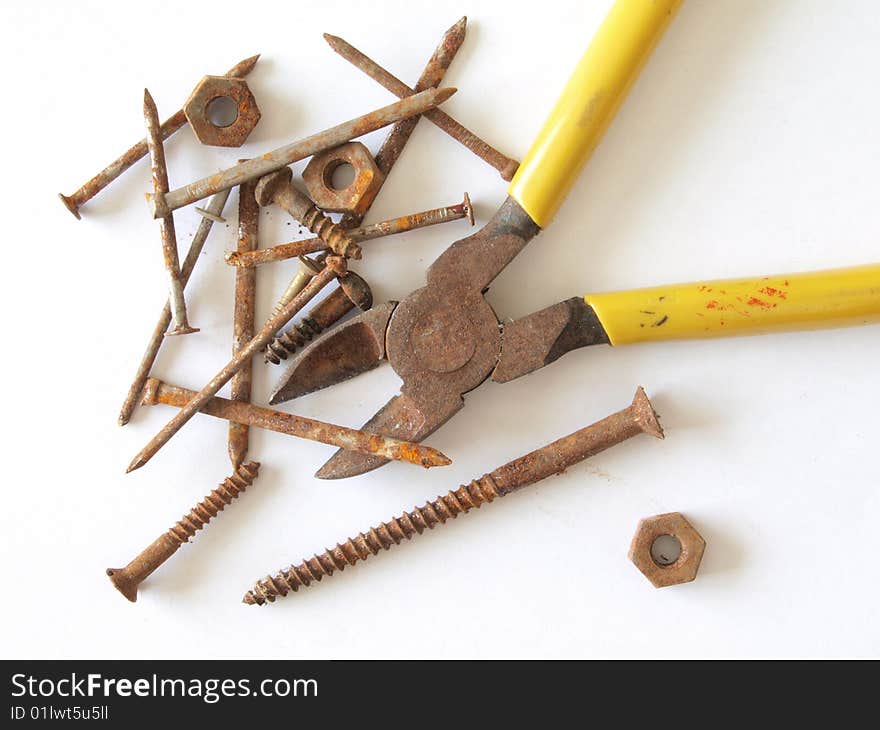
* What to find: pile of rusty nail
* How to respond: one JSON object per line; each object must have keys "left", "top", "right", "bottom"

{"left": 62, "top": 19, "right": 666, "bottom": 606}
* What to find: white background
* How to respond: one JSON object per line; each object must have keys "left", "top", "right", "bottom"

{"left": 1, "top": 0, "right": 878, "bottom": 659}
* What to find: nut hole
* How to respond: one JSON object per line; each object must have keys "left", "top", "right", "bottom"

{"left": 207, "top": 96, "right": 239, "bottom": 128}
{"left": 323, "top": 161, "right": 356, "bottom": 191}
{"left": 650, "top": 534, "right": 682, "bottom": 567}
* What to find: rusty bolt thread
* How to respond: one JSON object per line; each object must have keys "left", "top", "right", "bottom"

{"left": 58, "top": 54, "right": 259, "bottom": 220}
{"left": 117, "top": 188, "right": 231, "bottom": 426}
{"left": 107, "top": 462, "right": 260, "bottom": 602}
{"left": 243, "top": 387, "right": 663, "bottom": 604}
{"left": 140, "top": 378, "right": 451, "bottom": 469}
{"left": 270, "top": 255, "right": 325, "bottom": 319}
{"left": 225, "top": 194, "right": 473, "bottom": 268}
{"left": 148, "top": 87, "right": 456, "bottom": 218}
{"left": 338, "top": 17, "right": 467, "bottom": 230}
{"left": 126, "top": 257, "right": 346, "bottom": 474}
{"left": 325, "top": 33, "right": 519, "bottom": 181}
{"left": 265, "top": 271, "right": 373, "bottom": 364}
{"left": 229, "top": 178, "right": 259, "bottom": 469}
{"left": 144, "top": 89, "right": 197, "bottom": 336}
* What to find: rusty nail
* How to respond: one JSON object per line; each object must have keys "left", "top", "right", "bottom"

{"left": 144, "top": 89, "right": 198, "bottom": 337}
{"left": 243, "top": 387, "right": 663, "bottom": 604}
{"left": 147, "top": 87, "right": 456, "bottom": 217}
{"left": 58, "top": 54, "right": 259, "bottom": 219}
{"left": 141, "top": 378, "right": 451, "bottom": 469}
{"left": 117, "top": 188, "right": 232, "bottom": 426}
{"left": 107, "top": 462, "right": 261, "bottom": 602}
{"left": 254, "top": 168, "right": 361, "bottom": 259}
{"left": 325, "top": 33, "right": 519, "bottom": 181}
{"left": 225, "top": 193, "right": 473, "bottom": 268}
{"left": 228, "top": 178, "right": 259, "bottom": 469}
{"left": 269, "top": 254, "right": 326, "bottom": 320}
{"left": 126, "top": 257, "right": 346, "bottom": 473}
{"left": 265, "top": 270, "right": 373, "bottom": 364}
{"left": 194, "top": 206, "right": 226, "bottom": 224}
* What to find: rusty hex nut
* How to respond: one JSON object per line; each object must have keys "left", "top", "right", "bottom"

{"left": 184, "top": 75, "right": 261, "bottom": 148}
{"left": 303, "top": 142, "right": 384, "bottom": 216}
{"left": 628, "top": 512, "right": 705, "bottom": 588}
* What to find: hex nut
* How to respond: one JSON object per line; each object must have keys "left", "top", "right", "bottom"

{"left": 184, "top": 75, "right": 261, "bottom": 148}
{"left": 302, "top": 142, "right": 385, "bottom": 216}
{"left": 628, "top": 512, "right": 705, "bottom": 588}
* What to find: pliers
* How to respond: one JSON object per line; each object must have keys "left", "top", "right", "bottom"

{"left": 271, "top": 0, "right": 880, "bottom": 479}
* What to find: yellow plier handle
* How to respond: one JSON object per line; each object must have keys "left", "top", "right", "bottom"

{"left": 586, "top": 264, "right": 880, "bottom": 345}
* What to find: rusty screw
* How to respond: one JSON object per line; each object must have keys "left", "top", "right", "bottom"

{"left": 243, "top": 387, "right": 663, "bottom": 604}
{"left": 225, "top": 194, "right": 473, "bottom": 268}
{"left": 144, "top": 89, "right": 197, "bottom": 336}
{"left": 58, "top": 54, "right": 259, "bottom": 219}
{"left": 269, "top": 255, "right": 325, "bottom": 319}
{"left": 265, "top": 271, "right": 373, "bottom": 364}
{"left": 325, "top": 33, "right": 519, "bottom": 181}
{"left": 255, "top": 168, "right": 361, "bottom": 259}
{"left": 107, "top": 462, "right": 260, "bottom": 602}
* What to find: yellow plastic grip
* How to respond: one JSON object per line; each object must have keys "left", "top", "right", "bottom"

{"left": 585, "top": 265, "right": 880, "bottom": 345}
{"left": 508, "top": 0, "right": 683, "bottom": 228}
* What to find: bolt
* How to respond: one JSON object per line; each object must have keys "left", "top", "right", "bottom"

{"left": 243, "top": 387, "right": 663, "bottom": 604}
{"left": 269, "top": 255, "right": 325, "bottom": 320}
{"left": 117, "top": 188, "right": 231, "bottom": 426}
{"left": 140, "top": 378, "right": 451, "bottom": 469}
{"left": 107, "top": 462, "right": 260, "bottom": 602}
{"left": 228, "top": 177, "right": 258, "bottom": 469}
{"left": 127, "top": 257, "right": 346, "bottom": 473}
{"left": 144, "top": 89, "right": 197, "bottom": 336}
{"left": 339, "top": 16, "right": 468, "bottom": 229}
{"left": 265, "top": 270, "right": 374, "bottom": 364}
{"left": 225, "top": 193, "right": 473, "bottom": 268}
{"left": 254, "top": 168, "right": 361, "bottom": 259}
{"left": 325, "top": 33, "right": 519, "bottom": 181}
{"left": 59, "top": 54, "right": 259, "bottom": 219}
{"left": 147, "top": 87, "right": 455, "bottom": 217}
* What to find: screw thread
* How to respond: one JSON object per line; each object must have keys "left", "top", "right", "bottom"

{"left": 244, "top": 475, "right": 501, "bottom": 605}
{"left": 300, "top": 205, "right": 361, "bottom": 259}
{"left": 264, "top": 317, "right": 323, "bottom": 365}
{"left": 167, "top": 462, "right": 260, "bottom": 544}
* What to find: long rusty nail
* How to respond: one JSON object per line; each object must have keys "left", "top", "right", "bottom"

{"left": 147, "top": 87, "right": 456, "bottom": 217}
{"left": 118, "top": 188, "right": 231, "bottom": 426}
{"left": 265, "top": 270, "right": 373, "bottom": 364}
{"left": 107, "top": 462, "right": 260, "bottom": 602}
{"left": 144, "top": 89, "right": 197, "bottom": 337}
{"left": 126, "top": 257, "right": 346, "bottom": 473}
{"left": 269, "top": 255, "right": 325, "bottom": 320}
{"left": 141, "top": 378, "right": 451, "bottom": 469}
{"left": 255, "top": 168, "right": 361, "bottom": 259}
{"left": 228, "top": 178, "right": 259, "bottom": 469}
{"left": 225, "top": 193, "right": 473, "bottom": 267}
{"left": 325, "top": 33, "right": 519, "bottom": 181}
{"left": 59, "top": 54, "right": 259, "bottom": 219}
{"left": 339, "top": 16, "right": 468, "bottom": 230}
{"left": 243, "top": 387, "right": 663, "bottom": 604}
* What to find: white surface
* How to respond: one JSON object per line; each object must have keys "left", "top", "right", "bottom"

{"left": 2, "top": 0, "right": 878, "bottom": 659}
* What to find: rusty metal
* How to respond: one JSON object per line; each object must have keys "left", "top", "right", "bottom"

{"left": 243, "top": 388, "right": 663, "bottom": 604}
{"left": 144, "top": 89, "right": 197, "bottom": 337}
{"left": 126, "top": 257, "right": 345, "bottom": 473}
{"left": 147, "top": 87, "right": 456, "bottom": 217}
{"left": 265, "top": 271, "right": 373, "bottom": 364}
{"left": 58, "top": 54, "right": 259, "bottom": 219}
{"left": 194, "top": 206, "right": 227, "bottom": 224}
{"left": 107, "top": 462, "right": 260, "bottom": 602}
{"left": 325, "top": 33, "right": 519, "bottom": 181}
{"left": 184, "top": 75, "right": 261, "bottom": 147}
{"left": 628, "top": 512, "right": 706, "bottom": 588}
{"left": 337, "top": 16, "right": 467, "bottom": 230}
{"left": 141, "top": 379, "right": 451, "bottom": 469}
{"left": 254, "top": 168, "right": 361, "bottom": 259}
{"left": 225, "top": 194, "right": 473, "bottom": 267}
{"left": 228, "top": 178, "right": 258, "bottom": 469}
{"left": 303, "top": 142, "right": 384, "bottom": 216}
{"left": 270, "top": 255, "right": 325, "bottom": 320}
{"left": 117, "top": 188, "right": 232, "bottom": 426}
